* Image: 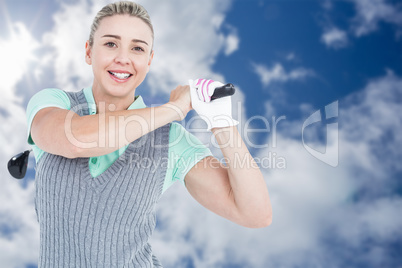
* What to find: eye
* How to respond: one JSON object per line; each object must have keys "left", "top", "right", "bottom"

{"left": 133, "top": 46, "right": 144, "bottom": 52}
{"left": 105, "top": 42, "right": 116, "bottom": 48}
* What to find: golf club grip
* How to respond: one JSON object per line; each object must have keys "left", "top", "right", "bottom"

{"left": 211, "top": 83, "right": 235, "bottom": 101}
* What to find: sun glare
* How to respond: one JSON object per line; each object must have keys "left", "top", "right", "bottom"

{"left": 0, "top": 22, "right": 40, "bottom": 101}
{"left": 0, "top": 22, "right": 39, "bottom": 77}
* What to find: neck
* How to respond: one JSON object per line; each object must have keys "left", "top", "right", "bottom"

{"left": 92, "top": 85, "right": 136, "bottom": 113}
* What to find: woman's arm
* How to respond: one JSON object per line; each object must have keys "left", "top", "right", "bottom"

{"left": 184, "top": 126, "right": 272, "bottom": 228}
{"left": 31, "top": 85, "right": 191, "bottom": 158}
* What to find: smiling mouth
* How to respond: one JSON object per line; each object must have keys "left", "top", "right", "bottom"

{"left": 108, "top": 71, "right": 133, "bottom": 79}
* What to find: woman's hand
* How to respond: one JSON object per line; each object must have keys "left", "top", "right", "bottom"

{"left": 189, "top": 79, "right": 238, "bottom": 131}
{"left": 168, "top": 85, "right": 192, "bottom": 121}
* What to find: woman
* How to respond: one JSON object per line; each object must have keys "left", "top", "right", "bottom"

{"left": 26, "top": 1, "right": 272, "bottom": 267}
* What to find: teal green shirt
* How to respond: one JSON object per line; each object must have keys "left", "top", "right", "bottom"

{"left": 26, "top": 87, "right": 212, "bottom": 193}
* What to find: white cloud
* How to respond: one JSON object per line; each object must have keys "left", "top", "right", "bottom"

{"left": 341, "top": 70, "right": 402, "bottom": 175}
{"left": 0, "top": 22, "right": 40, "bottom": 107}
{"left": 224, "top": 32, "right": 239, "bottom": 56}
{"left": 144, "top": 0, "right": 235, "bottom": 95}
{"left": 285, "top": 52, "right": 295, "bottom": 61}
{"left": 321, "top": 27, "right": 349, "bottom": 49}
{"left": 322, "top": 0, "right": 333, "bottom": 11}
{"left": 319, "top": 0, "right": 402, "bottom": 48}
{"left": 39, "top": 0, "right": 99, "bottom": 92}
{"left": 252, "top": 62, "right": 315, "bottom": 88}
{"left": 0, "top": 178, "right": 39, "bottom": 268}
{"left": 0, "top": 21, "right": 40, "bottom": 268}
{"left": 221, "top": 24, "right": 240, "bottom": 56}
{"left": 350, "top": 0, "right": 402, "bottom": 37}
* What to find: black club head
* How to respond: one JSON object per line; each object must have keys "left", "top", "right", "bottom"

{"left": 7, "top": 150, "right": 31, "bottom": 179}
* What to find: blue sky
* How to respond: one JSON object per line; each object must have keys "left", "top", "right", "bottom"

{"left": 1, "top": 0, "right": 402, "bottom": 267}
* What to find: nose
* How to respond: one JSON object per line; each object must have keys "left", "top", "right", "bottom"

{"left": 114, "top": 49, "right": 130, "bottom": 65}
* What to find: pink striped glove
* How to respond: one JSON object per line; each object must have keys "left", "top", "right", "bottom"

{"left": 189, "top": 78, "right": 239, "bottom": 131}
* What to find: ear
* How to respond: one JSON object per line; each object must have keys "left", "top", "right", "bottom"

{"left": 85, "top": 40, "right": 92, "bottom": 65}
{"left": 146, "top": 50, "right": 154, "bottom": 73}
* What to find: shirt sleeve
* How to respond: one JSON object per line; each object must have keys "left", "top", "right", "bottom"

{"left": 26, "top": 88, "right": 71, "bottom": 145}
{"left": 163, "top": 122, "right": 213, "bottom": 193}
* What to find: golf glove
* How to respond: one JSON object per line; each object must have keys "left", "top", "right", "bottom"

{"left": 189, "top": 78, "right": 239, "bottom": 131}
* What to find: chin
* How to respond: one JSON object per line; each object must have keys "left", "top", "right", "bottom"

{"left": 108, "top": 87, "right": 135, "bottom": 98}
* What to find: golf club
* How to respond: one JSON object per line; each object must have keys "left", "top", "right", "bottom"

{"left": 8, "top": 149, "right": 32, "bottom": 179}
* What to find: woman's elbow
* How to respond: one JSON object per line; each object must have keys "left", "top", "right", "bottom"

{"left": 251, "top": 213, "right": 272, "bottom": 229}
{"left": 252, "top": 202, "right": 273, "bottom": 228}
{"left": 261, "top": 213, "right": 273, "bottom": 228}
{"left": 240, "top": 210, "right": 273, "bottom": 229}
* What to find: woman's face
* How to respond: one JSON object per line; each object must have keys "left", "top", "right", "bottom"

{"left": 85, "top": 15, "right": 154, "bottom": 102}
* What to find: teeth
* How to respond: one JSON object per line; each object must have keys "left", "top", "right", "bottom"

{"left": 110, "top": 71, "right": 131, "bottom": 79}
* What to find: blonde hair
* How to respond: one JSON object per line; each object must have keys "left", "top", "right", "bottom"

{"left": 89, "top": 1, "right": 154, "bottom": 49}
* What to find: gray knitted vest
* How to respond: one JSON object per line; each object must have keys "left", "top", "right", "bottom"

{"left": 34, "top": 89, "right": 170, "bottom": 267}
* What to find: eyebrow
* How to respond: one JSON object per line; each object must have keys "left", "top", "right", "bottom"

{"left": 101, "top": 34, "right": 149, "bottom": 46}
